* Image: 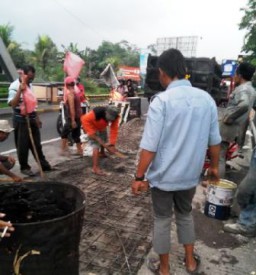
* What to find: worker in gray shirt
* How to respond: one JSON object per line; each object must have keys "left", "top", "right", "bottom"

{"left": 219, "top": 62, "right": 256, "bottom": 177}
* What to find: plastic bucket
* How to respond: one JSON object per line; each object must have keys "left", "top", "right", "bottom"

{"left": 0, "top": 182, "right": 85, "bottom": 275}
{"left": 204, "top": 179, "right": 237, "bottom": 220}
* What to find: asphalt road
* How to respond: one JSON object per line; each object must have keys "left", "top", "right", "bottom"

{"left": 0, "top": 111, "right": 60, "bottom": 153}
{"left": 0, "top": 98, "right": 149, "bottom": 153}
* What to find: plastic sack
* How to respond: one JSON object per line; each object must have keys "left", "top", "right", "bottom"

{"left": 100, "top": 63, "right": 120, "bottom": 88}
{"left": 20, "top": 87, "right": 38, "bottom": 115}
{"left": 63, "top": 52, "right": 85, "bottom": 79}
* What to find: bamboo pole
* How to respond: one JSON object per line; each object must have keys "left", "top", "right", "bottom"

{"left": 24, "top": 115, "right": 45, "bottom": 179}
{"left": 22, "top": 87, "right": 46, "bottom": 180}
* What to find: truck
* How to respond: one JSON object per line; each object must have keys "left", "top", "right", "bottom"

{"left": 144, "top": 54, "right": 223, "bottom": 105}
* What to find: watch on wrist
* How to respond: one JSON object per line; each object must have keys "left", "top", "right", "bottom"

{"left": 134, "top": 174, "right": 145, "bottom": 181}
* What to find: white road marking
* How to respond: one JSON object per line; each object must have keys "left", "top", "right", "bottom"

{"left": 1, "top": 137, "right": 61, "bottom": 155}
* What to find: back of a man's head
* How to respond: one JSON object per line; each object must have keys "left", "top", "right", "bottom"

{"left": 157, "top": 48, "right": 186, "bottom": 79}
{"left": 236, "top": 62, "right": 255, "bottom": 81}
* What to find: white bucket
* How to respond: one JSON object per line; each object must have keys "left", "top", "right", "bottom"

{"left": 204, "top": 179, "right": 237, "bottom": 220}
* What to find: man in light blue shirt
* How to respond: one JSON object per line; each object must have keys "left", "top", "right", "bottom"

{"left": 132, "top": 49, "right": 221, "bottom": 275}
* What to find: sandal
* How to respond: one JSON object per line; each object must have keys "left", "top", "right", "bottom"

{"left": 146, "top": 257, "right": 160, "bottom": 274}
{"left": 183, "top": 254, "right": 201, "bottom": 274}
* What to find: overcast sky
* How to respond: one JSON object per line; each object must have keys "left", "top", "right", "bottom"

{"left": 0, "top": 0, "right": 247, "bottom": 62}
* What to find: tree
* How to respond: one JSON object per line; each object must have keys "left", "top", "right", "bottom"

{"left": 33, "top": 35, "right": 58, "bottom": 74}
{"left": 0, "top": 23, "right": 13, "bottom": 47}
{"left": 239, "top": 0, "right": 256, "bottom": 65}
{"left": 0, "top": 23, "right": 28, "bottom": 68}
{"left": 86, "top": 40, "right": 140, "bottom": 77}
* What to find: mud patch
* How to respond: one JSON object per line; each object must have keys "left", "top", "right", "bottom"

{"left": 194, "top": 211, "right": 241, "bottom": 249}
{"left": 0, "top": 184, "right": 76, "bottom": 223}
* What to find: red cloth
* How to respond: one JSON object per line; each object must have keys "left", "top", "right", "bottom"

{"left": 63, "top": 52, "right": 85, "bottom": 78}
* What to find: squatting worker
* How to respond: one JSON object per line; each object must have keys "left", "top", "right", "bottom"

{"left": 0, "top": 120, "right": 23, "bottom": 182}
{"left": 81, "top": 106, "right": 120, "bottom": 175}
{"left": 8, "top": 65, "right": 51, "bottom": 177}
{"left": 131, "top": 49, "right": 221, "bottom": 275}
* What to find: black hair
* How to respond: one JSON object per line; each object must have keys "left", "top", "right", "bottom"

{"left": 22, "top": 65, "right": 36, "bottom": 74}
{"left": 236, "top": 62, "right": 255, "bottom": 81}
{"left": 157, "top": 48, "right": 186, "bottom": 79}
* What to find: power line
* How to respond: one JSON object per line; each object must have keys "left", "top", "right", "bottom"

{"left": 53, "top": 0, "right": 106, "bottom": 42}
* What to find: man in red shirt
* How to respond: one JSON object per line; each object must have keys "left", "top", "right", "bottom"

{"left": 81, "top": 106, "right": 120, "bottom": 175}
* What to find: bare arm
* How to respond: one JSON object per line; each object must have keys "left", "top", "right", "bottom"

{"left": 136, "top": 149, "right": 155, "bottom": 178}
{"left": 9, "top": 85, "right": 24, "bottom": 107}
{"left": 67, "top": 93, "right": 76, "bottom": 128}
{"left": 207, "top": 144, "right": 220, "bottom": 182}
{"left": 0, "top": 162, "right": 22, "bottom": 182}
{"left": 9, "top": 76, "right": 27, "bottom": 107}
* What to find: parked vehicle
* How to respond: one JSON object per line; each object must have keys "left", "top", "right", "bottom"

{"left": 56, "top": 100, "right": 90, "bottom": 145}
{"left": 144, "top": 54, "right": 223, "bottom": 105}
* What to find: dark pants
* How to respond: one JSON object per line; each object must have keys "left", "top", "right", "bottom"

{"left": 61, "top": 117, "right": 81, "bottom": 144}
{"left": 14, "top": 119, "right": 50, "bottom": 171}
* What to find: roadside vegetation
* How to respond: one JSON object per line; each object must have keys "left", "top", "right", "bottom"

{"left": 0, "top": 0, "right": 255, "bottom": 92}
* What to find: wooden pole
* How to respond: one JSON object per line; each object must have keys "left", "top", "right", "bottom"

{"left": 23, "top": 89, "right": 46, "bottom": 179}
{"left": 25, "top": 115, "right": 45, "bottom": 179}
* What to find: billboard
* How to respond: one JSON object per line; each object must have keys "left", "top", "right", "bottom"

{"left": 156, "top": 36, "right": 198, "bottom": 57}
{"left": 117, "top": 66, "right": 140, "bottom": 82}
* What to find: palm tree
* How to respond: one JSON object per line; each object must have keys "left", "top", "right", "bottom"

{"left": 0, "top": 23, "right": 27, "bottom": 68}
{"left": 33, "top": 35, "right": 58, "bottom": 73}
{"left": 0, "top": 23, "right": 13, "bottom": 48}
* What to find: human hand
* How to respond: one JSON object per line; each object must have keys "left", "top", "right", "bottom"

{"left": 20, "top": 74, "right": 28, "bottom": 91}
{"left": 131, "top": 180, "right": 149, "bottom": 195}
{"left": 7, "top": 156, "right": 15, "bottom": 165}
{"left": 207, "top": 167, "right": 220, "bottom": 184}
{"left": 35, "top": 117, "right": 42, "bottom": 128}
{"left": 0, "top": 213, "right": 14, "bottom": 238}
{"left": 12, "top": 175, "right": 23, "bottom": 183}
{"left": 71, "top": 120, "right": 77, "bottom": 129}
{"left": 105, "top": 144, "right": 117, "bottom": 154}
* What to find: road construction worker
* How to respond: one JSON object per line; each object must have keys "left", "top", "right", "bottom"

{"left": 81, "top": 105, "right": 120, "bottom": 175}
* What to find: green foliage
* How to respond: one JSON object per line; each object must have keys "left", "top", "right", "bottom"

{"left": 239, "top": 0, "right": 256, "bottom": 64}
{"left": 84, "top": 79, "right": 108, "bottom": 94}
{"left": 86, "top": 40, "right": 140, "bottom": 78}
{"left": 0, "top": 86, "right": 8, "bottom": 95}
{"left": 0, "top": 102, "right": 8, "bottom": 108}
{"left": 0, "top": 23, "right": 28, "bottom": 68}
{"left": 33, "top": 35, "right": 59, "bottom": 73}
{"left": 0, "top": 23, "right": 140, "bottom": 88}
{"left": 0, "top": 23, "right": 13, "bottom": 46}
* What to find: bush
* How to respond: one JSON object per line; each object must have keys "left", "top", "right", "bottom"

{"left": 0, "top": 85, "right": 9, "bottom": 99}
{"left": 83, "top": 79, "right": 109, "bottom": 95}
